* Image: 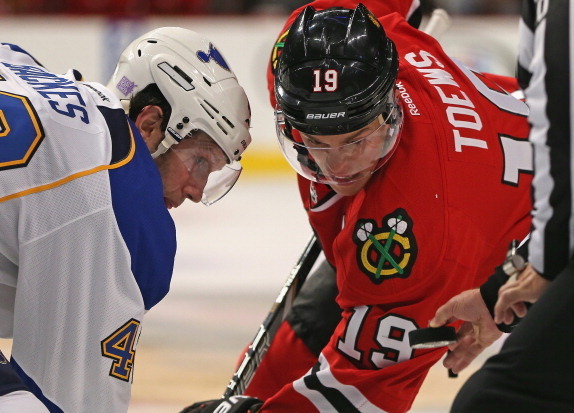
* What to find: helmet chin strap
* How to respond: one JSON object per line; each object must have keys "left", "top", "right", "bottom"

{"left": 151, "top": 141, "right": 170, "bottom": 159}
{"left": 120, "top": 99, "right": 130, "bottom": 114}
{"left": 151, "top": 131, "right": 181, "bottom": 159}
{"left": 125, "top": 99, "right": 177, "bottom": 159}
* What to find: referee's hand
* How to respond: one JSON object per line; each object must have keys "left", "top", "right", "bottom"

{"left": 430, "top": 289, "right": 501, "bottom": 374}
{"left": 494, "top": 263, "right": 549, "bottom": 325}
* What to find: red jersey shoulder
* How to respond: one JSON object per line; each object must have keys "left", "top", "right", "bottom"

{"left": 383, "top": 13, "right": 529, "bottom": 172}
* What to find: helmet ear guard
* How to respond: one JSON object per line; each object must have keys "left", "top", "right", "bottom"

{"left": 107, "top": 27, "right": 251, "bottom": 161}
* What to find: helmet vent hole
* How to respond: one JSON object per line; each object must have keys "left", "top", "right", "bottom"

{"left": 222, "top": 116, "right": 235, "bottom": 129}
{"left": 138, "top": 49, "right": 142, "bottom": 57}
{"left": 204, "top": 100, "right": 219, "bottom": 114}
{"left": 200, "top": 103, "right": 215, "bottom": 119}
{"left": 147, "top": 40, "right": 157, "bottom": 44}
{"left": 203, "top": 77, "right": 212, "bottom": 86}
{"left": 216, "top": 122, "right": 228, "bottom": 135}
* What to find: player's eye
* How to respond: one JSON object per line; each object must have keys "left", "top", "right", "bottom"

{"left": 306, "top": 137, "right": 327, "bottom": 147}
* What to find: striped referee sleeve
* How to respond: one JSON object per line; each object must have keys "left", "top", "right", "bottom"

{"left": 522, "top": 0, "right": 574, "bottom": 279}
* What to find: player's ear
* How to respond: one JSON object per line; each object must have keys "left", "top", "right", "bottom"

{"left": 135, "top": 105, "right": 164, "bottom": 152}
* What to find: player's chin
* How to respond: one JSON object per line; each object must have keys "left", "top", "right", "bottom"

{"left": 164, "top": 196, "right": 183, "bottom": 209}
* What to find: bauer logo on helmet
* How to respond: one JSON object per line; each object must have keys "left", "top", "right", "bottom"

{"left": 306, "top": 112, "right": 346, "bottom": 120}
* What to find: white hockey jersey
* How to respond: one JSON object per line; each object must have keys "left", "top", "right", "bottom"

{"left": 0, "top": 43, "right": 176, "bottom": 412}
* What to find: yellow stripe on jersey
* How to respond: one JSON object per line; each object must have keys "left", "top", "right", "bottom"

{"left": 0, "top": 123, "right": 136, "bottom": 204}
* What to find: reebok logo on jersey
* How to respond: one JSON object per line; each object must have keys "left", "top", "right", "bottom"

{"left": 396, "top": 81, "right": 420, "bottom": 116}
{"left": 82, "top": 83, "right": 110, "bottom": 102}
{"left": 353, "top": 208, "right": 417, "bottom": 285}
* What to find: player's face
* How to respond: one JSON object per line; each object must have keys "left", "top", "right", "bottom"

{"left": 154, "top": 131, "right": 228, "bottom": 209}
{"left": 300, "top": 119, "right": 390, "bottom": 196}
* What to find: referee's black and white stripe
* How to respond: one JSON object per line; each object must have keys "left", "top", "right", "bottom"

{"left": 521, "top": 0, "right": 574, "bottom": 279}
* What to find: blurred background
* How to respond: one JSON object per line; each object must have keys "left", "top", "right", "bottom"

{"left": 0, "top": 0, "right": 522, "bottom": 15}
{"left": 0, "top": 1, "right": 520, "bottom": 412}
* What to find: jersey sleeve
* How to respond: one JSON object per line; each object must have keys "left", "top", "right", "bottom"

{"left": 258, "top": 307, "right": 454, "bottom": 413}
{"left": 257, "top": 228, "right": 484, "bottom": 413}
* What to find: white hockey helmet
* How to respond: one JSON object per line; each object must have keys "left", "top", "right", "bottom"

{"left": 107, "top": 26, "right": 251, "bottom": 162}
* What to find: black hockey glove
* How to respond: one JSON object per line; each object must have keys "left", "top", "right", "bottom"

{"left": 180, "top": 396, "right": 263, "bottom": 413}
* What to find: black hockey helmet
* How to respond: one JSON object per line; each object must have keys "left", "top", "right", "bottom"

{"left": 275, "top": 3, "right": 399, "bottom": 135}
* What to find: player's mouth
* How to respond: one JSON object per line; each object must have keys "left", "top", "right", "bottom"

{"left": 329, "top": 172, "right": 364, "bottom": 185}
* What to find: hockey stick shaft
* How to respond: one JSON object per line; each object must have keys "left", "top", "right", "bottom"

{"left": 422, "top": 8, "right": 451, "bottom": 38}
{"left": 223, "top": 234, "right": 322, "bottom": 397}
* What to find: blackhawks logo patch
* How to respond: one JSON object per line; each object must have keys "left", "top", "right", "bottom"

{"left": 353, "top": 208, "right": 417, "bottom": 285}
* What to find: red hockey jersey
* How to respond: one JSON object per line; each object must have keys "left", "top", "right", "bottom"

{"left": 256, "top": 4, "right": 532, "bottom": 413}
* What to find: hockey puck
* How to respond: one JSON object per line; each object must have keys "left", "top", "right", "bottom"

{"left": 409, "top": 326, "right": 456, "bottom": 349}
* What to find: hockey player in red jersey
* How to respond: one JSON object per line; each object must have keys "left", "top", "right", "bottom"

{"left": 182, "top": 2, "right": 533, "bottom": 412}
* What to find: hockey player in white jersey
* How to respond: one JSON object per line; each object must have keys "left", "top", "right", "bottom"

{"left": 0, "top": 27, "right": 251, "bottom": 412}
